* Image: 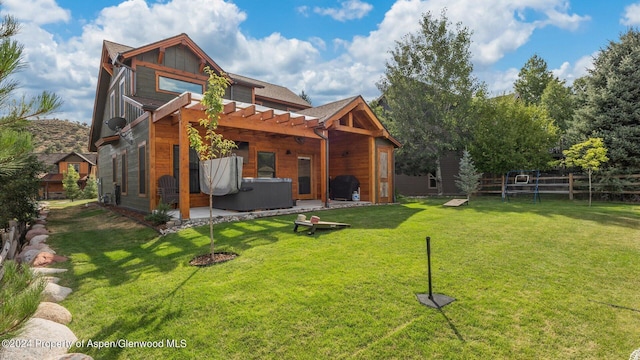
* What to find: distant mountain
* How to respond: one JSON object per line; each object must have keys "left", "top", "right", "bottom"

{"left": 26, "top": 119, "right": 91, "bottom": 154}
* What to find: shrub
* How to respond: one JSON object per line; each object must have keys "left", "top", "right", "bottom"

{"left": 144, "top": 202, "right": 172, "bottom": 225}
{"left": 0, "top": 260, "right": 45, "bottom": 341}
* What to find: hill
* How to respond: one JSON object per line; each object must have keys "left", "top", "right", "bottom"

{"left": 26, "top": 119, "right": 91, "bottom": 154}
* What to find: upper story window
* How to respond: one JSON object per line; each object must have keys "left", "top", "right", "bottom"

{"left": 118, "top": 78, "right": 126, "bottom": 117}
{"left": 158, "top": 74, "right": 203, "bottom": 95}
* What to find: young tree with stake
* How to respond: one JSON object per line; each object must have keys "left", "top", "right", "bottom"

{"left": 187, "top": 67, "right": 237, "bottom": 263}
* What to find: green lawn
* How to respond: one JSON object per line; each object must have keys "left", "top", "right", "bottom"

{"left": 46, "top": 198, "right": 640, "bottom": 359}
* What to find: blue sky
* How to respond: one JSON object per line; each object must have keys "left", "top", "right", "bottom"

{"left": 2, "top": 0, "right": 640, "bottom": 125}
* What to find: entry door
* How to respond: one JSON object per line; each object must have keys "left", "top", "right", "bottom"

{"left": 378, "top": 148, "right": 391, "bottom": 203}
{"left": 297, "top": 156, "right": 313, "bottom": 200}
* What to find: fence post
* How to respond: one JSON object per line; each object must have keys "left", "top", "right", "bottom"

{"left": 569, "top": 173, "right": 574, "bottom": 200}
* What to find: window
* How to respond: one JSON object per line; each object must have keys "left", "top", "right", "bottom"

{"left": 112, "top": 155, "right": 117, "bottom": 183}
{"left": 428, "top": 173, "right": 437, "bottom": 189}
{"left": 232, "top": 141, "right": 249, "bottom": 164}
{"left": 173, "top": 146, "right": 200, "bottom": 193}
{"left": 138, "top": 143, "right": 146, "bottom": 195}
{"left": 158, "top": 75, "right": 203, "bottom": 94}
{"left": 109, "top": 91, "right": 115, "bottom": 118}
{"left": 257, "top": 151, "right": 275, "bottom": 178}
{"left": 121, "top": 152, "right": 127, "bottom": 194}
{"left": 119, "top": 78, "right": 126, "bottom": 117}
{"left": 69, "top": 163, "right": 80, "bottom": 173}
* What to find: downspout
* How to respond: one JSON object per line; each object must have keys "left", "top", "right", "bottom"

{"left": 314, "top": 127, "right": 330, "bottom": 208}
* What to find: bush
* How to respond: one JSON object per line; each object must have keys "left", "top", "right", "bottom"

{"left": 144, "top": 202, "right": 172, "bottom": 225}
{"left": 0, "top": 260, "right": 45, "bottom": 341}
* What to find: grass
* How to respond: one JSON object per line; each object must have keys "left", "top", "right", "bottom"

{"left": 45, "top": 198, "right": 640, "bottom": 359}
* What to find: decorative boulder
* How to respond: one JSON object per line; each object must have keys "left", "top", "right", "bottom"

{"left": 32, "top": 252, "right": 68, "bottom": 267}
{"left": 26, "top": 228, "right": 49, "bottom": 241}
{"left": 17, "top": 249, "right": 42, "bottom": 264}
{"left": 32, "top": 268, "right": 68, "bottom": 275}
{"left": 30, "top": 234, "right": 50, "bottom": 246}
{"left": 0, "top": 318, "right": 76, "bottom": 360}
{"left": 23, "top": 243, "right": 56, "bottom": 254}
{"left": 43, "top": 283, "right": 73, "bottom": 302}
{"left": 47, "top": 353, "right": 94, "bottom": 360}
{"left": 33, "top": 302, "right": 72, "bottom": 325}
{"left": 31, "top": 223, "right": 47, "bottom": 230}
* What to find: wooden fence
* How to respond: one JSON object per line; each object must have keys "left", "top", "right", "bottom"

{"left": 478, "top": 173, "right": 640, "bottom": 200}
{"left": 0, "top": 221, "right": 22, "bottom": 282}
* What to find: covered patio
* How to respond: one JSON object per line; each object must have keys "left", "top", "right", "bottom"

{"left": 167, "top": 199, "right": 372, "bottom": 222}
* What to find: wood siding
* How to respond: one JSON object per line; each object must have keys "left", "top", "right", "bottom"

{"left": 328, "top": 130, "right": 371, "bottom": 202}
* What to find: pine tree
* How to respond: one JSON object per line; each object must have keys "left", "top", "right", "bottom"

{"left": 82, "top": 175, "right": 98, "bottom": 199}
{"left": 454, "top": 150, "right": 482, "bottom": 202}
{"left": 62, "top": 165, "right": 81, "bottom": 201}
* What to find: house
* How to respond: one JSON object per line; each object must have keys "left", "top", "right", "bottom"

{"left": 88, "top": 33, "right": 400, "bottom": 219}
{"left": 37, "top": 152, "right": 97, "bottom": 199}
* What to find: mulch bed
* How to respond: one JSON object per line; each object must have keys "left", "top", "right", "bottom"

{"left": 189, "top": 252, "right": 238, "bottom": 266}
{"left": 97, "top": 203, "right": 167, "bottom": 232}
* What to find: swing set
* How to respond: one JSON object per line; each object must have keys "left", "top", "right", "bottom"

{"left": 502, "top": 169, "right": 540, "bottom": 203}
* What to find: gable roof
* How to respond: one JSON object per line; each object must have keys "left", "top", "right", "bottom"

{"left": 228, "top": 73, "right": 310, "bottom": 109}
{"left": 298, "top": 96, "right": 360, "bottom": 123}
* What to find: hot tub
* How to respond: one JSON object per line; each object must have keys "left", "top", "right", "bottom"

{"left": 213, "top": 177, "right": 293, "bottom": 211}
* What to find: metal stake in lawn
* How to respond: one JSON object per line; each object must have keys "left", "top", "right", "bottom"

{"left": 416, "top": 236, "right": 455, "bottom": 309}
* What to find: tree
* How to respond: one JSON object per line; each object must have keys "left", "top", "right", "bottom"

{"left": 469, "top": 95, "right": 559, "bottom": 175}
{"left": 561, "top": 137, "right": 608, "bottom": 206}
{"left": 298, "top": 90, "right": 312, "bottom": 105}
{"left": 82, "top": 175, "right": 98, "bottom": 199}
{"left": 572, "top": 29, "right": 640, "bottom": 171}
{"left": 62, "top": 165, "right": 81, "bottom": 201}
{"left": 187, "top": 67, "right": 237, "bottom": 263}
{"left": 540, "top": 79, "right": 574, "bottom": 132}
{"left": 454, "top": 150, "right": 482, "bottom": 202}
{"left": 513, "top": 54, "right": 555, "bottom": 105}
{"left": 377, "top": 10, "right": 482, "bottom": 192}
{"left": 0, "top": 3, "right": 61, "bottom": 226}
{"left": 0, "top": 154, "right": 43, "bottom": 227}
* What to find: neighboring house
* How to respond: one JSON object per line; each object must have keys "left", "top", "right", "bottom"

{"left": 395, "top": 151, "right": 463, "bottom": 196}
{"left": 88, "top": 33, "right": 400, "bottom": 219}
{"left": 37, "top": 152, "right": 97, "bottom": 199}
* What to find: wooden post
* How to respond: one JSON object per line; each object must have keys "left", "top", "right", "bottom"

{"left": 178, "top": 111, "right": 190, "bottom": 220}
{"left": 569, "top": 173, "right": 574, "bottom": 200}
{"left": 149, "top": 112, "right": 157, "bottom": 211}
{"left": 319, "top": 135, "right": 327, "bottom": 206}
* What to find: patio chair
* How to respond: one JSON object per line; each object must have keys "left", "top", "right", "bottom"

{"left": 158, "top": 175, "right": 179, "bottom": 208}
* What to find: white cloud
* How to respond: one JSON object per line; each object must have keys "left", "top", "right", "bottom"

{"left": 621, "top": 2, "right": 640, "bottom": 25}
{"left": 314, "top": 0, "right": 373, "bottom": 22}
{"left": 1, "top": 0, "right": 70, "bottom": 25}
{"left": 551, "top": 54, "right": 594, "bottom": 84}
{"left": 7, "top": 0, "right": 596, "bottom": 124}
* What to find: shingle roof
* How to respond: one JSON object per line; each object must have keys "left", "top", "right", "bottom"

{"left": 298, "top": 96, "right": 359, "bottom": 123}
{"left": 104, "top": 40, "right": 133, "bottom": 61}
{"left": 229, "top": 73, "right": 311, "bottom": 108}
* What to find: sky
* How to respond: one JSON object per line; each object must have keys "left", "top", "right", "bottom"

{"left": 2, "top": 0, "right": 640, "bottom": 125}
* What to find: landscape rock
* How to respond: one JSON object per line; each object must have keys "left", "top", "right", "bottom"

{"left": 31, "top": 224, "right": 47, "bottom": 230}
{"left": 17, "top": 249, "right": 42, "bottom": 264}
{"left": 43, "top": 282, "right": 73, "bottom": 302}
{"left": 33, "top": 302, "right": 72, "bottom": 325}
{"left": 32, "top": 267, "right": 68, "bottom": 275}
{"left": 32, "top": 252, "right": 68, "bottom": 267}
{"left": 23, "top": 243, "right": 56, "bottom": 254}
{"left": 26, "top": 228, "right": 49, "bottom": 241}
{"left": 34, "top": 218, "right": 47, "bottom": 225}
{"left": 44, "top": 276, "right": 61, "bottom": 284}
{"left": 0, "top": 318, "right": 77, "bottom": 360}
{"left": 29, "top": 234, "right": 50, "bottom": 246}
{"left": 47, "top": 354, "right": 94, "bottom": 360}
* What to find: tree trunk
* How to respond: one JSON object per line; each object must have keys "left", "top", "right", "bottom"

{"left": 435, "top": 157, "right": 443, "bottom": 195}
{"left": 588, "top": 169, "right": 592, "bottom": 207}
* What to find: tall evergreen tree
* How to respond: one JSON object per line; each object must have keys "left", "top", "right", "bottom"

{"left": 573, "top": 29, "right": 640, "bottom": 171}
{"left": 0, "top": 4, "right": 61, "bottom": 227}
{"left": 454, "top": 150, "right": 482, "bottom": 202}
{"left": 377, "top": 10, "right": 482, "bottom": 193}
{"left": 62, "top": 165, "right": 81, "bottom": 201}
{"left": 514, "top": 54, "right": 555, "bottom": 105}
